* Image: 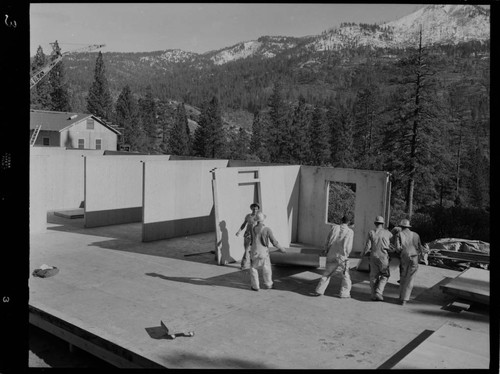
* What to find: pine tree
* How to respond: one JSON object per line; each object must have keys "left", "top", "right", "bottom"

{"left": 192, "top": 101, "right": 208, "bottom": 157}
{"left": 329, "top": 105, "right": 354, "bottom": 168}
{"left": 205, "top": 96, "right": 226, "bottom": 158}
{"left": 249, "top": 110, "right": 271, "bottom": 162}
{"left": 138, "top": 86, "right": 158, "bottom": 152}
{"left": 87, "top": 51, "right": 113, "bottom": 121}
{"left": 169, "top": 103, "right": 191, "bottom": 156}
{"left": 309, "top": 106, "right": 330, "bottom": 166}
{"left": 48, "top": 41, "right": 71, "bottom": 112}
{"left": 30, "top": 46, "right": 52, "bottom": 110}
{"left": 353, "top": 85, "right": 380, "bottom": 168}
{"left": 288, "top": 95, "right": 311, "bottom": 164}
{"left": 114, "top": 85, "right": 145, "bottom": 152}
{"left": 389, "top": 28, "right": 447, "bottom": 218}
{"left": 268, "top": 81, "right": 290, "bottom": 162}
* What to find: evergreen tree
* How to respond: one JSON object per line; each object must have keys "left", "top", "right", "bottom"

{"left": 30, "top": 46, "right": 52, "bottom": 110}
{"left": 192, "top": 101, "right": 209, "bottom": 157}
{"left": 87, "top": 51, "right": 113, "bottom": 121}
{"left": 48, "top": 41, "right": 71, "bottom": 112}
{"left": 249, "top": 110, "right": 271, "bottom": 162}
{"left": 169, "top": 103, "right": 191, "bottom": 156}
{"left": 309, "top": 105, "right": 330, "bottom": 166}
{"left": 114, "top": 85, "right": 145, "bottom": 152}
{"left": 288, "top": 95, "right": 311, "bottom": 164}
{"left": 388, "top": 28, "right": 447, "bottom": 218}
{"left": 138, "top": 86, "right": 158, "bottom": 152}
{"left": 268, "top": 81, "right": 290, "bottom": 162}
{"left": 227, "top": 127, "right": 250, "bottom": 160}
{"left": 353, "top": 85, "right": 380, "bottom": 168}
{"left": 329, "top": 105, "right": 355, "bottom": 168}
{"left": 205, "top": 96, "right": 226, "bottom": 158}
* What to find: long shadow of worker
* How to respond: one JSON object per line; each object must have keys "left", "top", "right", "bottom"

{"left": 217, "top": 220, "right": 234, "bottom": 265}
{"left": 145, "top": 271, "right": 251, "bottom": 291}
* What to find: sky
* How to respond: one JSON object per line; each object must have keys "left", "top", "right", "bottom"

{"left": 30, "top": 3, "right": 427, "bottom": 56}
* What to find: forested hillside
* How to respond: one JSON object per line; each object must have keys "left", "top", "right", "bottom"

{"left": 30, "top": 11, "right": 490, "bottom": 242}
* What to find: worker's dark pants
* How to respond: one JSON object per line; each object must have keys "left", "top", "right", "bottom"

{"left": 369, "top": 256, "right": 390, "bottom": 298}
{"left": 399, "top": 253, "right": 419, "bottom": 301}
{"left": 240, "top": 234, "right": 252, "bottom": 269}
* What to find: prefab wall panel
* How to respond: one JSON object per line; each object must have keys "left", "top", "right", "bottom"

{"left": 143, "top": 160, "right": 229, "bottom": 242}
{"left": 298, "top": 166, "right": 390, "bottom": 254}
{"left": 212, "top": 166, "right": 297, "bottom": 264}
{"left": 30, "top": 155, "right": 48, "bottom": 234}
{"left": 84, "top": 156, "right": 163, "bottom": 227}
{"left": 30, "top": 148, "right": 101, "bottom": 213}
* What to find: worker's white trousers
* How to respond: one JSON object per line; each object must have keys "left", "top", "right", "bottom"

{"left": 315, "top": 259, "right": 351, "bottom": 296}
{"left": 369, "top": 256, "right": 390, "bottom": 297}
{"left": 250, "top": 256, "right": 273, "bottom": 289}
{"left": 399, "top": 253, "right": 419, "bottom": 301}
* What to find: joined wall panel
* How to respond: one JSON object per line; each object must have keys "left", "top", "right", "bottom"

{"left": 143, "top": 160, "right": 229, "bottom": 242}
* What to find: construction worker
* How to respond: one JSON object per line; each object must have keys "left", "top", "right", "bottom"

{"left": 249, "top": 211, "right": 286, "bottom": 291}
{"left": 312, "top": 214, "right": 354, "bottom": 298}
{"left": 361, "top": 216, "right": 393, "bottom": 301}
{"left": 236, "top": 203, "right": 260, "bottom": 270}
{"left": 394, "top": 219, "right": 425, "bottom": 305}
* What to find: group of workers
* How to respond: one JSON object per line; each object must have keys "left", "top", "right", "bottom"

{"left": 236, "top": 203, "right": 427, "bottom": 305}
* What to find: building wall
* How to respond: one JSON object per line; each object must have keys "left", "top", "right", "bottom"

{"left": 30, "top": 155, "right": 48, "bottom": 234}
{"left": 297, "top": 166, "right": 390, "bottom": 254}
{"left": 84, "top": 155, "right": 171, "bottom": 228}
{"left": 212, "top": 166, "right": 298, "bottom": 264}
{"left": 142, "top": 159, "right": 229, "bottom": 242}
{"left": 29, "top": 148, "right": 104, "bottom": 233}
{"left": 32, "top": 130, "right": 60, "bottom": 147}
{"left": 61, "top": 119, "right": 118, "bottom": 150}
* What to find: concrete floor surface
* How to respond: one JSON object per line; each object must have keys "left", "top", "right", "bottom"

{"left": 28, "top": 213, "right": 490, "bottom": 369}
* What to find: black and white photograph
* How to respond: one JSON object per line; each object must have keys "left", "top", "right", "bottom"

{"left": 17, "top": 2, "right": 494, "bottom": 370}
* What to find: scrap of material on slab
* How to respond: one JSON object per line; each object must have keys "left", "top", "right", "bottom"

{"left": 270, "top": 247, "right": 320, "bottom": 267}
{"left": 53, "top": 209, "right": 85, "bottom": 219}
{"left": 439, "top": 267, "right": 489, "bottom": 305}
{"left": 391, "top": 322, "right": 489, "bottom": 369}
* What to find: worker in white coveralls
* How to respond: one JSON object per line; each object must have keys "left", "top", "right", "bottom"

{"left": 311, "top": 214, "right": 354, "bottom": 298}
{"left": 361, "top": 216, "right": 393, "bottom": 301}
{"left": 236, "top": 203, "right": 260, "bottom": 270}
{"left": 249, "top": 212, "right": 286, "bottom": 291}
{"left": 394, "top": 219, "right": 425, "bottom": 305}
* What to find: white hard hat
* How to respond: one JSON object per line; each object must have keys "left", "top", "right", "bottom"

{"left": 374, "top": 216, "right": 385, "bottom": 224}
{"left": 255, "top": 212, "right": 266, "bottom": 222}
{"left": 399, "top": 219, "right": 411, "bottom": 228}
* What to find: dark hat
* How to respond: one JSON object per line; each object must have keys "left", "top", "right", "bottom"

{"left": 250, "top": 203, "right": 260, "bottom": 209}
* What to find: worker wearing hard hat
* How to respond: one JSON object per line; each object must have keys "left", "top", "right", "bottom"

{"left": 311, "top": 214, "right": 354, "bottom": 298}
{"left": 361, "top": 216, "right": 393, "bottom": 301}
{"left": 394, "top": 219, "right": 425, "bottom": 305}
{"left": 249, "top": 212, "right": 287, "bottom": 291}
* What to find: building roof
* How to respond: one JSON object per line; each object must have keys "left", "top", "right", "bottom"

{"left": 30, "top": 110, "right": 121, "bottom": 134}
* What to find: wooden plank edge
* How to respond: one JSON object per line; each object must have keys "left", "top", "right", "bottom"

{"left": 29, "top": 305, "right": 165, "bottom": 368}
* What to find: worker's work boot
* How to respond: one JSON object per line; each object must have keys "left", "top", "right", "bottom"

{"left": 372, "top": 293, "right": 384, "bottom": 301}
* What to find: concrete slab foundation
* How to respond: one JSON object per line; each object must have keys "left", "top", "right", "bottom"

{"left": 29, "top": 214, "right": 490, "bottom": 369}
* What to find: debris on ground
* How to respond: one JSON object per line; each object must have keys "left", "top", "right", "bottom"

{"left": 426, "top": 238, "right": 489, "bottom": 271}
{"left": 32, "top": 264, "right": 59, "bottom": 278}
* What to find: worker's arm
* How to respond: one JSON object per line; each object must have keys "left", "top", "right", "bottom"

{"left": 360, "top": 232, "right": 372, "bottom": 257}
{"left": 345, "top": 230, "right": 354, "bottom": 257}
{"left": 267, "top": 228, "right": 286, "bottom": 253}
{"left": 235, "top": 215, "right": 249, "bottom": 236}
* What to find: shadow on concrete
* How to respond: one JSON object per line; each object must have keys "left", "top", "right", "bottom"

{"left": 145, "top": 271, "right": 251, "bottom": 291}
{"left": 158, "top": 351, "right": 272, "bottom": 369}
